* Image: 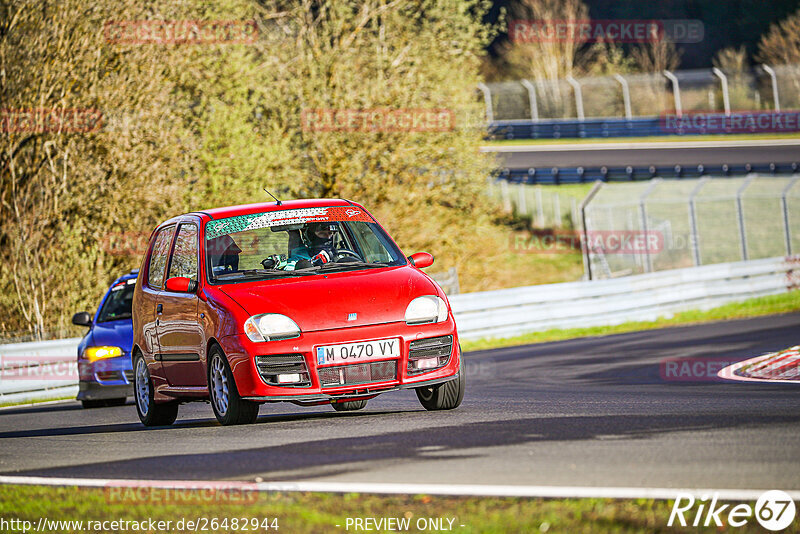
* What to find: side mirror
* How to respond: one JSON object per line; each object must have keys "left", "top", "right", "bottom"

{"left": 408, "top": 252, "right": 434, "bottom": 269}
{"left": 165, "top": 277, "right": 198, "bottom": 293}
{"left": 72, "top": 311, "right": 92, "bottom": 327}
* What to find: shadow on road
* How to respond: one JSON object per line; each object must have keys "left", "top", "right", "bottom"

{"left": 6, "top": 410, "right": 800, "bottom": 481}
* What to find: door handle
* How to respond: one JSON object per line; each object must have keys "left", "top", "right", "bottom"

{"left": 156, "top": 303, "right": 163, "bottom": 314}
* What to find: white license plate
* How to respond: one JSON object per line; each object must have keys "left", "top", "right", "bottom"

{"left": 316, "top": 338, "right": 400, "bottom": 366}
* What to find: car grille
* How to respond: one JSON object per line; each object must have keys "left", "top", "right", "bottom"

{"left": 255, "top": 354, "right": 311, "bottom": 387}
{"left": 318, "top": 361, "right": 397, "bottom": 388}
{"left": 407, "top": 335, "right": 453, "bottom": 375}
{"left": 123, "top": 370, "right": 134, "bottom": 383}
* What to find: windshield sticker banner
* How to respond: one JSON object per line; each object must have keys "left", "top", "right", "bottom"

{"left": 205, "top": 207, "right": 373, "bottom": 240}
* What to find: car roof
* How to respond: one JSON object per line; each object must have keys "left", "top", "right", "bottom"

{"left": 110, "top": 269, "right": 139, "bottom": 286}
{"left": 187, "top": 198, "right": 358, "bottom": 221}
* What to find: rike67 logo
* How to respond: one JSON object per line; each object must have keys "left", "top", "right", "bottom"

{"left": 668, "top": 490, "right": 796, "bottom": 530}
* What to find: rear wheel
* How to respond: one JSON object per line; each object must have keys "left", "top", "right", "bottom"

{"left": 416, "top": 357, "right": 465, "bottom": 411}
{"left": 332, "top": 399, "right": 368, "bottom": 411}
{"left": 134, "top": 354, "right": 179, "bottom": 426}
{"left": 208, "top": 346, "right": 259, "bottom": 425}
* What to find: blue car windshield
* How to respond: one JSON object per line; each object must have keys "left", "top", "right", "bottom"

{"left": 97, "top": 280, "right": 136, "bottom": 322}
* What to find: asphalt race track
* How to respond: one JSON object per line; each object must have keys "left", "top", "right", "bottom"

{"left": 1, "top": 314, "right": 799, "bottom": 490}
{"left": 487, "top": 140, "right": 800, "bottom": 169}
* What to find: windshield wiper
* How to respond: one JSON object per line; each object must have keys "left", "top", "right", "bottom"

{"left": 214, "top": 269, "right": 317, "bottom": 281}
{"left": 314, "top": 261, "right": 389, "bottom": 272}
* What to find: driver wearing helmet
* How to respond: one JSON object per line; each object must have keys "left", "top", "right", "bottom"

{"left": 286, "top": 221, "right": 338, "bottom": 269}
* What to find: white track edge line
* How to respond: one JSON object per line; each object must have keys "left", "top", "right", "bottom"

{"left": 480, "top": 138, "right": 800, "bottom": 153}
{"left": 0, "top": 399, "right": 76, "bottom": 411}
{"left": 1, "top": 476, "right": 797, "bottom": 501}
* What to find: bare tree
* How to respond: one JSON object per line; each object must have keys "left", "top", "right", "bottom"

{"left": 756, "top": 7, "right": 800, "bottom": 65}
{"left": 630, "top": 37, "right": 681, "bottom": 74}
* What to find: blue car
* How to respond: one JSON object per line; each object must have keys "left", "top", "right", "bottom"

{"left": 72, "top": 269, "right": 138, "bottom": 408}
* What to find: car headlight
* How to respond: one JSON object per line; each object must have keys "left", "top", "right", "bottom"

{"left": 405, "top": 296, "right": 448, "bottom": 325}
{"left": 244, "top": 314, "right": 301, "bottom": 342}
{"left": 83, "top": 346, "right": 123, "bottom": 362}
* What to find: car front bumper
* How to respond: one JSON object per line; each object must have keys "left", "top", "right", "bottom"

{"left": 76, "top": 356, "right": 134, "bottom": 400}
{"left": 220, "top": 318, "right": 461, "bottom": 401}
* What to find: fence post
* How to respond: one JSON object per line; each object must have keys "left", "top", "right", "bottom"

{"left": 712, "top": 68, "right": 731, "bottom": 116}
{"left": 500, "top": 179, "right": 511, "bottom": 212}
{"left": 477, "top": 82, "right": 494, "bottom": 123}
{"left": 782, "top": 177, "right": 800, "bottom": 255}
{"left": 571, "top": 197, "right": 579, "bottom": 229}
{"left": 639, "top": 179, "right": 662, "bottom": 273}
{"left": 613, "top": 74, "right": 633, "bottom": 120}
{"left": 553, "top": 193, "right": 562, "bottom": 228}
{"left": 736, "top": 175, "right": 756, "bottom": 261}
{"left": 535, "top": 186, "right": 544, "bottom": 227}
{"left": 566, "top": 75, "right": 585, "bottom": 121}
{"left": 520, "top": 79, "right": 539, "bottom": 121}
{"left": 688, "top": 178, "right": 710, "bottom": 266}
{"left": 761, "top": 65, "right": 781, "bottom": 111}
{"left": 517, "top": 183, "right": 527, "bottom": 215}
{"left": 663, "top": 70, "right": 682, "bottom": 117}
{"left": 579, "top": 181, "right": 604, "bottom": 280}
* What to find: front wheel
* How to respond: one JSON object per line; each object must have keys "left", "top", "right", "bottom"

{"left": 415, "top": 357, "right": 465, "bottom": 411}
{"left": 208, "top": 346, "right": 259, "bottom": 425}
{"left": 134, "top": 354, "right": 178, "bottom": 426}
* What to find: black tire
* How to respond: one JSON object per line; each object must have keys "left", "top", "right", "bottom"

{"left": 80, "top": 399, "right": 105, "bottom": 409}
{"left": 208, "top": 345, "right": 259, "bottom": 425}
{"left": 104, "top": 398, "right": 127, "bottom": 407}
{"left": 134, "top": 353, "right": 179, "bottom": 427}
{"left": 415, "top": 356, "right": 465, "bottom": 411}
{"left": 332, "top": 399, "right": 368, "bottom": 411}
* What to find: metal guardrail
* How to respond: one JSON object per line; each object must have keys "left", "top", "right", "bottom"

{"left": 1, "top": 257, "right": 796, "bottom": 401}
{"left": 489, "top": 117, "right": 666, "bottom": 140}
{"left": 448, "top": 256, "right": 798, "bottom": 340}
{"left": 0, "top": 338, "right": 80, "bottom": 404}
{"left": 497, "top": 163, "right": 800, "bottom": 185}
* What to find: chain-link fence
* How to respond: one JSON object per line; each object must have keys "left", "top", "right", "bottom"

{"left": 488, "top": 179, "right": 581, "bottom": 229}
{"left": 581, "top": 175, "right": 800, "bottom": 279}
{"left": 483, "top": 64, "right": 800, "bottom": 121}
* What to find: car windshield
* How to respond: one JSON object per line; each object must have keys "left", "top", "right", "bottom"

{"left": 204, "top": 206, "right": 406, "bottom": 283}
{"left": 97, "top": 279, "right": 135, "bottom": 322}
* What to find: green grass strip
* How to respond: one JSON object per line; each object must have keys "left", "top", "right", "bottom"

{"left": 483, "top": 132, "right": 800, "bottom": 147}
{"left": 0, "top": 484, "right": 779, "bottom": 533}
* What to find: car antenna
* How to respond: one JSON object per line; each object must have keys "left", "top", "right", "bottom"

{"left": 263, "top": 188, "right": 282, "bottom": 206}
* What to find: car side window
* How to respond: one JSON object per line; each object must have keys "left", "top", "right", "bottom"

{"left": 167, "top": 224, "right": 199, "bottom": 281}
{"left": 147, "top": 226, "right": 175, "bottom": 289}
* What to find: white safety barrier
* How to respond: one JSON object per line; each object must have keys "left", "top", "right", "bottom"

{"left": 1, "top": 256, "right": 797, "bottom": 402}
{"left": 449, "top": 256, "right": 799, "bottom": 340}
{"left": 0, "top": 338, "right": 81, "bottom": 404}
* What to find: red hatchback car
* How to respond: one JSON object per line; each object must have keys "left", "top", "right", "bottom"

{"left": 131, "top": 199, "right": 464, "bottom": 426}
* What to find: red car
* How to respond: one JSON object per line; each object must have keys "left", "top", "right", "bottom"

{"left": 131, "top": 199, "right": 464, "bottom": 426}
